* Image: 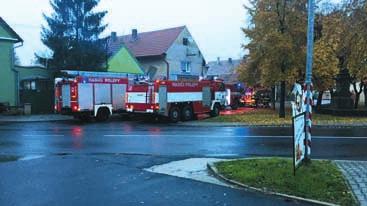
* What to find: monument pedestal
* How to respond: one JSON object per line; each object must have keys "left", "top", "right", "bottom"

{"left": 331, "top": 69, "right": 354, "bottom": 110}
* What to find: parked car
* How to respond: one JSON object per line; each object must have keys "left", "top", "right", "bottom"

{"left": 253, "top": 89, "right": 271, "bottom": 108}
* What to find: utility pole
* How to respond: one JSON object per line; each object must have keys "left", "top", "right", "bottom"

{"left": 304, "top": 0, "right": 315, "bottom": 162}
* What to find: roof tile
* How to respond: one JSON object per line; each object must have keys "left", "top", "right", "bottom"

{"left": 108, "top": 26, "right": 185, "bottom": 58}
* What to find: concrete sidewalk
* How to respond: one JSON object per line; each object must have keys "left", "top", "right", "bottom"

{"left": 0, "top": 114, "right": 73, "bottom": 122}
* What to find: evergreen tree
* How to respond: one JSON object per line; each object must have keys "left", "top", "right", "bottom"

{"left": 41, "top": 0, "right": 108, "bottom": 71}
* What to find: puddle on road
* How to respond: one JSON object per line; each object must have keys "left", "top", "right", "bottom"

{"left": 18, "top": 155, "right": 45, "bottom": 161}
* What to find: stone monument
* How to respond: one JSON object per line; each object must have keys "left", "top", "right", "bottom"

{"left": 331, "top": 68, "right": 354, "bottom": 109}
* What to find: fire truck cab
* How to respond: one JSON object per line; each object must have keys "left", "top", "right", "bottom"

{"left": 126, "top": 79, "right": 227, "bottom": 122}
{"left": 55, "top": 71, "right": 129, "bottom": 121}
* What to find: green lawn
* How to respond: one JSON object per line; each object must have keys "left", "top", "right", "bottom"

{"left": 215, "top": 158, "right": 356, "bottom": 206}
{"left": 206, "top": 108, "right": 367, "bottom": 126}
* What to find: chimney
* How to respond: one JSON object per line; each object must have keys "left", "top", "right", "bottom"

{"left": 217, "top": 57, "right": 221, "bottom": 65}
{"left": 228, "top": 58, "right": 233, "bottom": 64}
{"left": 132, "top": 29, "right": 138, "bottom": 40}
{"left": 111, "top": 32, "right": 117, "bottom": 41}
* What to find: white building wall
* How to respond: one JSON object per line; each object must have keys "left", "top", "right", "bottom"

{"left": 136, "top": 27, "right": 205, "bottom": 81}
{"left": 166, "top": 27, "right": 205, "bottom": 80}
{"left": 139, "top": 59, "right": 167, "bottom": 79}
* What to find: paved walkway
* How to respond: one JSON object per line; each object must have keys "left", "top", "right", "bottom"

{"left": 145, "top": 158, "right": 228, "bottom": 187}
{"left": 336, "top": 160, "right": 367, "bottom": 206}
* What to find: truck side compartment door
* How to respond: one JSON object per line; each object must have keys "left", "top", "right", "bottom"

{"left": 112, "top": 84, "right": 126, "bottom": 111}
{"left": 61, "top": 84, "right": 71, "bottom": 108}
{"left": 202, "top": 86, "right": 211, "bottom": 108}
{"left": 95, "top": 84, "right": 112, "bottom": 105}
{"left": 158, "top": 85, "right": 167, "bottom": 114}
{"left": 78, "top": 83, "right": 93, "bottom": 110}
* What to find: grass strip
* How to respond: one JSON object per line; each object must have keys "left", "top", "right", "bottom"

{"left": 206, "top": 109, "right": 367, "bottom": 126}
{"left": 215, "top": 158, "right": 356, "bottom": 206}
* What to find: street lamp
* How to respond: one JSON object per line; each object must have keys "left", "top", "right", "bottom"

{"left": 305, "top": 0, "right": 315, "bottom": 162}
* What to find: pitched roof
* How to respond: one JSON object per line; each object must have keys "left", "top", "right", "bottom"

{"left": 108, "top": 26, "right": 185, "bottom": 58}
{"left": 0, "top": 17, "right": 23, "bottom": 42}
{"left": 207, "top": 59, "right": 241, "bottom": 76}
{"left": 207, "top": 59, "right": 241, "bottom": 83}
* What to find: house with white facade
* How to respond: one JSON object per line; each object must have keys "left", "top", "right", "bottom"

{"left": 108, "top": 26, "right": 206, "bottom": 80}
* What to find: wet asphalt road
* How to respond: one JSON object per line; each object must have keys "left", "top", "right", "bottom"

{"left": 0, "top": 120, "right": 366, "bottom": 206}
{"left": 0, "top": 120, "right": 366, "bottom": 160}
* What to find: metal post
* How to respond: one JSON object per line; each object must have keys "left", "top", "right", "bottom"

{"left": 304, "top": 0, "right": 315, "bottom": 162}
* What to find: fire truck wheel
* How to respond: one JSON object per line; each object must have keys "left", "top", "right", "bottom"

{"left": 231, "top": 99, "right": 239, "bottom": 110}
{"left": 210, "top": 104, "right": 220, "bottom": 117}
{"left": 96, "top": 108, "right": 110, "bottom": 122}
{"left": 169, "top": 106, "right": 180, "bottom": 123}
{"left": 181, "top": 105, "right": 193, "bottom": 121}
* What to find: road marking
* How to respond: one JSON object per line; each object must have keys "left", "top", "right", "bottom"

{"left": 22, "top": 134, "right": 65, "bottom": 137}
{"left": 103, "top": 134, "right": 367, "bottom": 139}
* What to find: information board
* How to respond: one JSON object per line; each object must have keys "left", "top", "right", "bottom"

{"left": 293, "top": 112, "right": 306, "bottom": 173}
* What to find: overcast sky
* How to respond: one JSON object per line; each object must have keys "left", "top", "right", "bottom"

{"left": 0, "top": 0, "right": 249, "bottom": 65}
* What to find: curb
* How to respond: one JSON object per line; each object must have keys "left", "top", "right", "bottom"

{"left": 0, "top": 118, "right": 74, "bottom": 123}
{"left": 207, "top": 159, "right": 338, "bottom": 206}
{"left": 0, "top": 119, "right": 73, "bottom": 123}
{"left": 0, "top": 114, "right": 126, "bottom": 123}
{"left": 179, "top": 122, "right": 367, "bottom": 128}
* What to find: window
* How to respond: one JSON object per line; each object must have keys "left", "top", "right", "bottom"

{"left": 183, "top": 38, "right": 188, "bottom": 46}
{"left": 23, "top": 80, "right": 37, "bottom": 91}
{"left": 180, "top": 61, "right": 191, "bottom": 73}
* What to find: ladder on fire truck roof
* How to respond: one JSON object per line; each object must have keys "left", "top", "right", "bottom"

{"left": 60, "top": 70, "right": 132, "bottom": 78}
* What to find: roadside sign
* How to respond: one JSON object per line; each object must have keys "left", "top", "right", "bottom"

{"left": 292, "top": 83, "right": 307, "bottom": 175}
{"left": 291, "top": 83, "right": 305, "bottom": 118}
{"left": 293, "top": 112, "right": 306, "bottom": 175}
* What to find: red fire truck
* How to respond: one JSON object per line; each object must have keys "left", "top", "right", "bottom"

{"left": 55, "top": 71, "right": 129, "bottom": 121}
{"left": 126, "top": 79, "right": 227, "bottom": 122}
{"left": 224, "top": 83, "right": 243, "bottom": 110}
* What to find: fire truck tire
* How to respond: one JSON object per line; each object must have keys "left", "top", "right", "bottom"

{"left": 181, "top": 105, "right": 193, "bottom": 121}
{"left": 231, "top": 99, "right": 239, "bottom": 110}
{"left": 169, "top": 106, "right": 180, "bottom": 123}
{"left": 210, "top": 104, "right": 220, "bottom": 117}
{"left": 96, "top": 108, "right": 110, "bottom": 122}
